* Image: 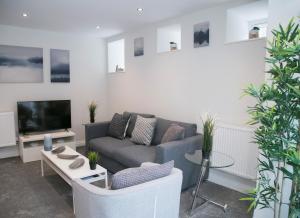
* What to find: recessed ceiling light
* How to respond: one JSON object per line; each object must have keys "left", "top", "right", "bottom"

{"left": 22, "top": 13, "right": 28, "bottom": 17}
{"left": 137, "top": 8, "right": 143, "bottom": 13}
{"left": 96, "top": 26, "right": 100, "bottom": 29}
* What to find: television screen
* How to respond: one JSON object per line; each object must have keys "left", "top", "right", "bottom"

{"left": 17, "top": 100, "right": 71, "bottom": 134}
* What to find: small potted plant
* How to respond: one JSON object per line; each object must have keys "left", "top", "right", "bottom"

{"left": 202, "top": 114, "right": 215, "bottom": 159}
{"left": 88, "top": 151, "right": 98, "bottom": 170}
{"left": 88, "top": 101, "right": 97, "bottom": 123}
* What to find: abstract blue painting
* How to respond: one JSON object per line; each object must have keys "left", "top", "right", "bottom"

{"left": 0, "top": 45, "right": 43, "bottom": 83}
{"left": 194, "top": 21, "right": 209, "bottom": 48}
{"left": 134, "top": 37, "right": 144, "bottom": 57}
{"left": 50, "top": 49, "right": 70, "bottom": 83}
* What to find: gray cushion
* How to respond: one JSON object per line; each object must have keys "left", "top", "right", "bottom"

{"left": 123, "top": 112, "right": 155, "bottom": 137}
{"left": 89, "top": 137, "right": 135, "bottom": 158}
{"left": 152, "top": 118, "right": 197, "bottom": 145}
{"left": 161, "top": 124, "right": 185, "bottom": 144}
{"left": 111, "top": 161, "right": 174, "bottom": 190}
{"left": 130, "top": 116, "right": 157, "bottom": 145}
{"left": 108, "top": 113, "right": 130, "bottom": 140}
{"left": 113, "top": 145, "right": 156, "bottom": 167}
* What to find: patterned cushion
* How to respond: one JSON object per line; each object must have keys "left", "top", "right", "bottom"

{"left": 161, "top": 124, "right": 185, "bottom": 144}
{"left": 111, "top": 161, "right": 174, "bottom": 190}
{"left": 130, "top": 116, "right": 156, "bottom": 145}
{"left": 123, "top": 112, "right": 155, "bottom": 137}
{"left": 108, "top": 113, "right": 130, "bottom": 140}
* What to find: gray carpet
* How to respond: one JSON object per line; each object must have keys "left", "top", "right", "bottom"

{"left": 0, "top": 147, "right": 252, "bottom": 218}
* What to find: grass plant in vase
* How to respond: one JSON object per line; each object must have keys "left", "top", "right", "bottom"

{"left": 88, "top": 101, "right": 97, "bottom": 123}
{"left": 88, "top": 151, "right": 99, "bottom": 170}
{"left": 202, "top": 114, "right": 215, "bottom": 160}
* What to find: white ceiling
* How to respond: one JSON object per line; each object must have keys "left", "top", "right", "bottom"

{"left": 0, "top": 0, "right": 234, "bottom": 38}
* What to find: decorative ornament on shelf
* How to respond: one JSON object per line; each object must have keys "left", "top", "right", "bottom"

{"left": 88, "top": 101, "right": 97, "bottom": 123}
{"left": 170, "top": 42, "right": 177, "bottom": 51}
{"left": 201, "top": 113, "right": 216, "bottom": 160}
{"left": 249, "top": 26, "right": 260, "bottom": 39}
{"left": 115, "top": 64, "right": 124, "bottom": 72}
{"left": 88, "top": 151, "right": 99, "bottom": 170}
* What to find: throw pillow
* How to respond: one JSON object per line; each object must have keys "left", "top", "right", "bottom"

{"left": 111, "top": 161, "right": 174, "bottom": 190}
{"left": 108, "top": 113, "right": 130, "bottom": 140}
{"left": 161, "top": 124, "right": 185, "bottom": 144}
{"left": 130, "top": 115, "right": 156, "bottom": 145}
{"left": 123, "top": 112, "right": 155, "bottom": 137}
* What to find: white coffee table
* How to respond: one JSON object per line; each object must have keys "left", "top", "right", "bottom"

{"left": 41, "top": 146, "right": 107, "bottom": 187}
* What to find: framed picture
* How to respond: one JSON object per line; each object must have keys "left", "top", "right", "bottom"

{"left": 194, "top": 21, "right": 209, "bottom": 48}
{"left": 50, "top": 49, "right": 70, "bottom": 83}
{"left": 0, "top": 45, "right": 43, "bottom": 83}
{"left": 134, "top": 37, "right": 144, "bottom": 57}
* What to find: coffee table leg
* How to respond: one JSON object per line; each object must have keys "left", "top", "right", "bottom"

{"left": 41, "top": 157, "right": 44, "bottom": 177}
{"left": 190, "top": 159, "right": 209, "bottom": 215}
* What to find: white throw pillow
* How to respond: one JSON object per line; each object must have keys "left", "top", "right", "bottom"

{"left": 130, "top": 115, "right": 156, "bottom": 145}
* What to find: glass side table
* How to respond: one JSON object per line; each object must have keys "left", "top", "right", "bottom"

{"left": 185, "top": 150, "right": 234, "bottom": 216}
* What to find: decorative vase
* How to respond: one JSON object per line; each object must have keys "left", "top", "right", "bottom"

{"left": 44, "top": 134, "right": 52, "bottom": 151}
{"left": 89, "top": 161, "right": 96, "bottom": 170}
{"left": 90, "top": 113, "right": 95, "bottom": 123}
{"left": 202, "top": 150, "right": 210, "bottom": 160}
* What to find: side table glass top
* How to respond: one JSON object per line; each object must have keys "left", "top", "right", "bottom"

{"left": 185, "top": 150, "right": 234, "bottom": 169}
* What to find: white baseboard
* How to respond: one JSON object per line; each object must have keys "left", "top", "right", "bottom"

{"left": 0, "top": 145, "right": 19, "bottom": 159}
{"left": 208, "top": 169, "right": 256, "bottom": 194}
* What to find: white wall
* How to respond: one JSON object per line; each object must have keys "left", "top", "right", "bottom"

{"left": 0, "top": 25, "right": 108, "bottom": 145}
{"left": 106, "top": 0, "right": 266, "bottom": 129}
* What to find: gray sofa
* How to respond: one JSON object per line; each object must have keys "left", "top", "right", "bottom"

{"left": 85, "top": 114, "right": 202, "bottom": 190}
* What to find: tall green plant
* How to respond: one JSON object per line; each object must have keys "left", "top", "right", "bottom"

{"left": 243, "top": 18, "right": 300, "bottom": 218}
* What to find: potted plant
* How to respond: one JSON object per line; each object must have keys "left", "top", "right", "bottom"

{"left": 88, "top": 151, "right": 99, "bottom": 170}
{"left": 88, "top": 101, "right": 97, "bottom": 123}
{"left": 202, "top": 114, "right": 215, "bottom": 159}
{"left": 242, "top": 18, "right": 300, "bottom": 217}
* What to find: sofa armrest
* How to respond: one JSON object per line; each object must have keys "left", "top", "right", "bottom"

{"left": 155, "top": 134, "right": 202, "bottom": 164}
{"left": 85, "top": 121, "right": 110, "bottom": 150}
{"left": 155, "top": 134, "right": 202, "bottom": 190}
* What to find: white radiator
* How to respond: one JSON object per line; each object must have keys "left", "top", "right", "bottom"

{"left": 0, "top": 112, "right": 16, "bottom": 147}
{"left": 211, "top": 123, "right": 258, "bottom": 180}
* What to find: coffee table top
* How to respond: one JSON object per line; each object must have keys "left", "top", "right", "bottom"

{"left": 41, "top": 146, "right": 106, "bottom": 180}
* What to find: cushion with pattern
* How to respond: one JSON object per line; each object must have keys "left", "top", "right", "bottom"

{"left": 111, "top": 161, "right": 174, "bottom": 190}
{"left": 130, "top": 115, "right": 156, "bottom": 145}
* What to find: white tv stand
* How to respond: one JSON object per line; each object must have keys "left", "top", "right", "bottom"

{"left": 19, "top": 130, "right": 76, "bottom": 163}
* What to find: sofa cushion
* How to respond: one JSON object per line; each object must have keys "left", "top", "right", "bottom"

{"left": 161, "top": 124, "right": 185, "bottom": 144}
{"left": 123, "top": 112, "right": 155, "bottom": 137}
{"left": 152, "top": 118, "right": 197, "bottom": 145}
{"left": 108, "top": 113, "right": 130, "bottom": 140}
{"left": 111, "top": 160, "right": 174, "bottom": 190}
{"left": 89, "top": 137, "right": 135, "bottom": 158}
{"left": 130, "top": 116, "right": 157, "bottom": 146}
{"left": 113, "top": 145, "right": 156, "bottom": 168}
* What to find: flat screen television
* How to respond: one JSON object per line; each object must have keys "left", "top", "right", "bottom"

{"left": 17, "top": 100, "right": 71, "bottom": 134}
